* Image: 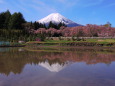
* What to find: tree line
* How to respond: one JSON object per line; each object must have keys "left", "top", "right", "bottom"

{"left": 0, "top": 10, "right": 26, "bottom": 29}
{"left": 34, "top": 24, "right": 115, "bottom": 38}
{"left": 0, "top": 10, "right": 67, "bottom": 42}
{"left": 0, "top": 10, "right": 66, "bottom": 30}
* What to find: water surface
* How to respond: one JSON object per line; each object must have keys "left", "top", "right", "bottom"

{"left": 0, "top": 41, "right": 10, "bottom": 46}
{"left": 0, "top": 47, "right": 115, "bottom": 86}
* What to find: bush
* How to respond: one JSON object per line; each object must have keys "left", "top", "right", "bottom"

{"left": 37, "top": 34, "right": 46, "bottom": 41}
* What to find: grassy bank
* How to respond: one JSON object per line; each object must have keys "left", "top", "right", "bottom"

{"left": 26, "top": 39, "right": 115, "bottom": 47}
{"left": 1, "top": 39, "right": 115, "bottom": 47}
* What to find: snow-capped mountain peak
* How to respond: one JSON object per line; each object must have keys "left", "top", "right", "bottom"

{"left": 37, "top": 13, "right": 81, "bottom": 27}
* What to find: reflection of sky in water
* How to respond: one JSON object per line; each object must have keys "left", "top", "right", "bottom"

{"left": 0, "top": 62, "right": 115, "bottom": 86}
{"left": 0, "top": 48, "right": 115, "bottom": 86}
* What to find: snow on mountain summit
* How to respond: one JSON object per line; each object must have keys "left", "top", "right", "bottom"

{"left": 37, "top": 13, "right": 81, "bottom": 27}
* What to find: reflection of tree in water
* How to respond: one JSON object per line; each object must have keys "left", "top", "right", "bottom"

{"left": 0, "top": 48, "right": 115, "bottom": 75}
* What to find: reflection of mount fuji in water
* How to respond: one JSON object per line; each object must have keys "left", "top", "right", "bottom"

{"left": 39, "top": 61, "right": 72, "bottom": 72}
{"left": 0, "top": 48, "right": 115, "bottom": 75}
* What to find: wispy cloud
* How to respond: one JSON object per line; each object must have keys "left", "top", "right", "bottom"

{"left": 78, "top": 0, "right": 104, "bottom": 7}
{"left": 10, "top": 0, "right": 29, "bottom": 13}
{"left": 14, "top": 0, "right": 57, "bottom": 15}
{"left": 56, "top": 0, "right": 104, "bottom": 7}
{"left": 0, "top": 0, "right": 104, "bottom": 14}
{"left": 0, "top": 0, "right": 57, "bottom": 14}
{"left": 31, "top": 0, "right": 57, "bottom": 13}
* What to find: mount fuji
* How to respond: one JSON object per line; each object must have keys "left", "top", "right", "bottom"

{"left": 37, "top": 13, "right": 82, "bottom": 27}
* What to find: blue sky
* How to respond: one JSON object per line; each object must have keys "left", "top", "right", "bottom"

{"left": 0, "top": 0, "right": 115, "bottom": 27}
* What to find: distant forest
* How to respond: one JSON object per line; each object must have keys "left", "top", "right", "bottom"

{"left": 0, "top": 10, "right": 115, "bottom": 42}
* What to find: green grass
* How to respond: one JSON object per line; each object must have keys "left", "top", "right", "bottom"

{"left": 44, "top": 39, "right": 115, "bottom": 43}
{"left": 26, "top": 39, "right": 115, "bottom": 44}
{"left": 86, "top": 39, "right": 115, "bottom": 42}
{"left": 26, "top": 39, "right": 115, "bottom": 47}
{"left": 27, "top": 39, "right": 115, "bottom": 44}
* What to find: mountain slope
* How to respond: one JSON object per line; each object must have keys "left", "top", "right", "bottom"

{"left": 37, "top": 13, "right": 82, "bottom": 27}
